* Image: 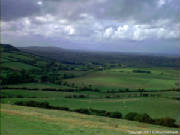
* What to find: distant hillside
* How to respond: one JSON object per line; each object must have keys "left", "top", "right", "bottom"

{"left": 1, "top": 44, "right": 180, "bottom": 69}
{"left": 20, "top": 46, "right": 68, "bottom": 53}
{"left": 20, "top": 46, "right": 180, "bottom": 68}
{"left": 1, "top": 44, "right": 20, "bottom": 52}
{"left": 1, "top": 44, "right": 47, "bottom": 71}
{"left": 0, "top": 44, "right": 77, "bottom": 85}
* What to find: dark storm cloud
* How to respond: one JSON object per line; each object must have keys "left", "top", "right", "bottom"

{"left": 1, "top": 0, "right": 41, "bottom": 21}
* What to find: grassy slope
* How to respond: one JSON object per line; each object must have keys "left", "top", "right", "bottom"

{"left": 1, "top": 104, "right": 179, "bottom": 135}
{"left": 0, "top": 90, "right": 83, "bottom": 98}
{"left": 65, "top": 68, "right": 180, "bottom": 91}
{"left": 1, "top": 89, "right": 178, "bottom": 99}
{"left": 2, "top": 62, "right": 38, "bottom": 70}
{"left": 2, "top": 52, "right": 34, "bottom": 61}
{"left": 1, "top": 45, "right": 180, "bottom": 134}
{"left": 1, "top": 52, "right": 39, "bottom": 71}
{"left": 2, "top": 97, "right": 180, "bottom": 124}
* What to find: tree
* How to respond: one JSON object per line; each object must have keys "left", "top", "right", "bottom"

{"left": 154, "top": 117, "right": 178, "bottom": 127}
{"left": 109, "top": 112, "right": 122, "bottom": 118}
{"left": 40, "top": 75, "right": 48, "bottom": 82}
{"left": 125, "top": 112, "right": 138, "bottom": 121}
{"left": 135, "top": 113, "right": 153, "bottom": 123}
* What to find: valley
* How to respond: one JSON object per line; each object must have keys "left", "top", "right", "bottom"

{"left": 1, "top": 44, "right": 180, "bottom": 135}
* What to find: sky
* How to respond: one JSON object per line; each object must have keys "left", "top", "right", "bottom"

{"left": 1, "top": 0, "right": 180, "bottom": 54}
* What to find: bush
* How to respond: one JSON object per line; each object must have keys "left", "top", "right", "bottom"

{"left": 125, "top": 112, "right": 139, "bottom": 121}
{"left": 1, "top": 71, "right": 34, "bottom": 85}
{"left": 14, "top": 101, "right": 50, "bottom": 109}
{"left": 133, "top": 70, "right": 151, "bottom": 74}
{"left": 14, "top": 101, "right": 25, "bottom": 106}
{"left": 134, "top": 113, "right": 153, "bottom": 123}
{"left": 16, "top": 95, "right": 24, "bottom": 98}
{"left": 65, "top": 94, "right": 88, "bottom": 98}
{"left": 154, "top": 117, "right": 179, "bottom": 128}
{"left": 74, "top": 108, "right": 91, "bottom": 114}
{"left": 42, "top": 88, "right": 57, "bottom": 91}
{"left": 79, "top": 95, "right": 87, "bottom": 98}
{"left": 105, "top": 96, "right": 111, "bottom": 98}
{"left": 109, "top": 112, "right": 122, "bottom": 118}
{"left": 38, "top": 102, "right": 50, "bottom": 108}
{"left": 65, "top": 95, "right": 73, "bottom": 98}
{"left": 59, "top": 107, "right": 70, "bottom": 111}
{"left": 89, "top": 108, "right": 107, "bottom": 116}
{"left": 125, "top": 112, "right": 179, "bottom": 128}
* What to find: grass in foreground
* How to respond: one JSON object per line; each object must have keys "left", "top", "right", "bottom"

{"left": 1, "top": 104, "right": 179, "bottom": 135}
{"left": 2, "top": 97, "right": 180, "bottom": 125}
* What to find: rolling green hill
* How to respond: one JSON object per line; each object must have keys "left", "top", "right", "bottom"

{"left": 1, "top": 44, "right": 180, "bottom": 134}
{"left": 1, "top": 104, "right": 179, "bottom": 135}
{"left": 20, "top": 46, "right": 180, "bottom": 68}
{"left": 1, "top": 44, "right": 50, "bottom": 71}
{"left": 0, "top": 44, "right": 74, "bottom": 87}
{"left": 65, "top": 67, "right": 180, "bottom": 91}
{"left": 2, "top": 96, "right": 180, "bottom": 124}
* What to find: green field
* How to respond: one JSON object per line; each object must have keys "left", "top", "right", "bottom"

{"left": 2, "top": 62, "right": 39, "bottom": 70}
{"left": 1, "top": 89, "right": 179, "bottom": 99}
{"left": 1, "top": 44, "right": 180, "bottom": 134}
{"left": 0, "top": 90, "right": 76, "bottom": 98}
{"left": 2, "top": 52, "right": 34, "bottom": 61}
{"left": 1, "top": 104, "right": 179, "bottom": 135}
{"left": 2, "top": 96, "right": 180, "bottom": 125}
{"left": 1, "top": 50, "right": 49, "bottom": 71}
{"left": 3, "top": 83, "right": 74, "bottom": 90}
{"left": 65, "top": 68, "right": 180, "bottom": 91}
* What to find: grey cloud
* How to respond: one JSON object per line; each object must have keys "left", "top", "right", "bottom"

{"left": 2, "top": 0, "right": 179, "bottom": 23}
{"left": 1, "top": 0, "right": 41, "bottom": 21}
{"left": 38, "top": 0, "right": 180, "bottom": 28}
{"left": 1, "top": 0, "right": 180, "bottom": 54}
{"left": 90, "top": 0, "right": 180, "bottom": 24}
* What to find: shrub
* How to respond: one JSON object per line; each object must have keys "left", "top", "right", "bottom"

{"left": 89, "top": 108, "right": 107, "bottom": 116}
{"left": 59, "top": 107, "right": 70, "bottom": 111}
{"left": 16, "top": 95, "right": 24, "bottom": 98}
{"left": 154, "top": 117, "right": 179, "bottom": 128}
{"left": 105, "top": 96, "right": 111, "bottom": 98}
{"left": 109, "top": 112, "right": 122, "bottom": 118}
{"left": 65, "top": 94, "right": 87, "bottom": 98}
{"left": 134, "top": 113, "right": 153, "bottom": 123}
{"left": 125, "top": 112, "right": 139, "bottom": 121}
{"left": 79, "top": 95, "right": 86, "bottom": 98}
{"left": 42, "top": 88, "right": 57, "bottom": 91}
{"left": 74, "top": 108, "right": 91, "bottom": 115}
{"left": 65, "top": 95, "right": 73, "bottom": 98}
{"left": 133, "top": 70, "right": 151, "bottom": 74}
{"left": 14, "top": 101, "right": 50, "bottom": 109}
{"left": 38, "top": 102, "right": 50, "bottom": 108}
{"left": 125, "top": 112, "right": 179, "bottom": 128}
{"left": 14, "top": 101, "right": 25, "bottom": 106}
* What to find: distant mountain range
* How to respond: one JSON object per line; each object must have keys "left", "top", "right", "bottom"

{"left": 1, "top": 43, "right": 180, "bottom": 68}
{"left": 16, "top": 45, "right": 180, "bottom": 68}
